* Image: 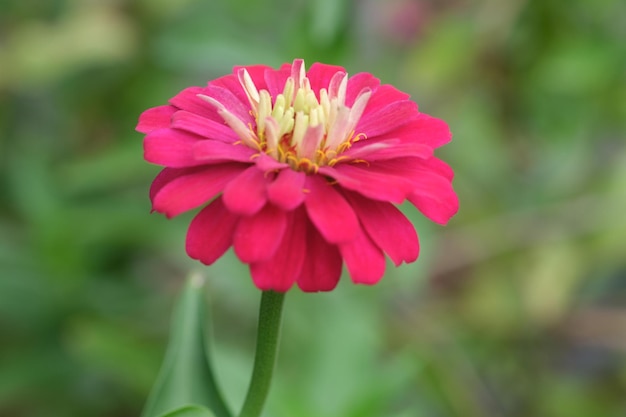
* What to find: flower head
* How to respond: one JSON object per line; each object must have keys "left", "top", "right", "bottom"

{"left": 137, "top": 59, "right": 458, "bottom": 292}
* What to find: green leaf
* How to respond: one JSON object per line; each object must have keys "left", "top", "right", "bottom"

{"left": 141, "top": 274, "right": 231, "bottom": 417}
{"left": 157, "top": 404, "right": 216, "bottom": 417}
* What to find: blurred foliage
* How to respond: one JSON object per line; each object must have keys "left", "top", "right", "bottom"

{"left": 1, "top": 0, "right": 626, "bottom": 416}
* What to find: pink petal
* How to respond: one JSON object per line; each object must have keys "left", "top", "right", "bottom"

{"left": 143, "top": 128, "right": 204, "bottom": 167}
{"left": 278, "top": 62, "right": 292, "bottom": 71}
{"left": 249, "top": 209, "right": 307, "bottom": 292}
{"left": 422, "top": 156, "right": 455, "bottom": 181}
{"left": 344, "top": 88, "right": 371, "bottom": 136}
{"left": 238, "top": 68, "right": 261, "bottom": 108}
{"left": 339, "top": 226, "right": 386, "bottom": 285}
{"left": 210, "top": 73, "right": 250, "bottom": 114}
{"left": 234, "top": 204, "right": 287, "bottom": 263}
{"left": 306, "top": 62, "right": 346, "bottom": 93}
{"left": 373, "top": 114, "right": 452, "bottom": 148}
{"left": 407, "top": 168, "right": 458, "bottom": 225}
{"left": 222, "top": 165, "right": 269, "bottom": 215}
{"left": 254, "top": 153, "right": 289, "bottom": 171}
{"left": 267, "top": 168, "right": 306, "bottom": 210}
{"left": 149, "top": 167, "right": 190, "bottom": 203}
{"left": 291, "top": 59, "right": 306, "bottom": 90}
{"left": 193, "top": 140, "right": 257, "bottom": 163}
{"left": 324, "top": 106, "right": 351, "bottom": 150}
{"left": 322, "top": 156, "right": 438, "bottom": 201}
{"left": 319, "top": 164, "right": 413, "bottom": 203}
{"left": 344, "top": 191, "right": 419, "bottom": 266}
{"left": 197, "top": 94, "right": 259, "bottom": 149}
{"left": 362, "top": 84, "right": 411, "bottom": 115}
{"left": 410, "top": 114, "right": 452, "bottom": 148}
{"left": 137, "top": 105, "right": 176, "bottom": 133}
{"left": 304, "top": 175, "right": 359, "bottom": 243}
{"left": 152, "top": 163, "right": 245, "bottom": 218}
{"left": 171, "top": 110, "right": 239, "bottom": 143}
{"left": 298, "top": 124, "right": 325, "bottom": 160}
{"left": 263, "top": 68, "right": 290, "bottom": 99}
{"left": 328, "top": 71, "right": 347, "bottom": 103}
{"left": 186, "top": 197, "right": 239, "bottom": 265}
{"left": 169, "top": 86, "right": 222, "bottom": 121}
{"left": 356, "top": 100, "right": 419, "bottom": 138}
{"left": 345, "top": 72, "right": 381, "bottom": 107}
{"left": 233, "top": 64, "right": 271, "bottom": 91}
{"left": 203, "top": 84, "right": 254, "bottom": 124}
{"left": 342, "top": 139, "right": 433, "bottom": 161}
{"left": 297, "top": 220, "right": 342, "bottom": 292}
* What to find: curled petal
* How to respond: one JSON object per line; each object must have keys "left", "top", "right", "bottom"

{"left": 186, "top": 197, "right": 239, "bottom": 265}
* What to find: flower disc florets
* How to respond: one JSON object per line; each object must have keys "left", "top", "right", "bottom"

{"left": 198, "top": 60, "right": 371, "bottom": 173}
{"left": 137, "top": 59, "right": 459, "bottom": 292}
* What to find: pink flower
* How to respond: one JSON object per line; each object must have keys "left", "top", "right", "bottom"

{"left": 137, "top": 59, "right": 458, "bottom": 292}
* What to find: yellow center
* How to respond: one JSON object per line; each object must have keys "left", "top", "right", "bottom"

{"left": 199, "top": 60, "right": 372, "bottom": 173}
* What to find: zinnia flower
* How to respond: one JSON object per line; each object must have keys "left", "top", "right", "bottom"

{"left": 137, "top": 59, "right": 458, "bottom": 292}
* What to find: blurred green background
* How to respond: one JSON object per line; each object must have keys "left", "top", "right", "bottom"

{"left": 1, "top": 0, "right": 625, "bottom": 416}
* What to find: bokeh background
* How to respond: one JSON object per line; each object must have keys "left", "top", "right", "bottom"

{"left": 1, "top": 0, "right": 625, "bottom": 416}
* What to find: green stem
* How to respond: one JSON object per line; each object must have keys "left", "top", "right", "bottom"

{"left": 238, "top": 291, "right": 286, "bottom": 417}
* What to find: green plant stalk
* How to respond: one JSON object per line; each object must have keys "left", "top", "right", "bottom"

{"left": 141, "top": 274, "right": 231, "bottom": 417}
{"left": 238, "top": 291, "right": 286, "bottom": 417}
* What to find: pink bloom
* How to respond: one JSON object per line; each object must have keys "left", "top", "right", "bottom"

{"left": 137, "top": 59, "right": 458, "bottom": 292}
